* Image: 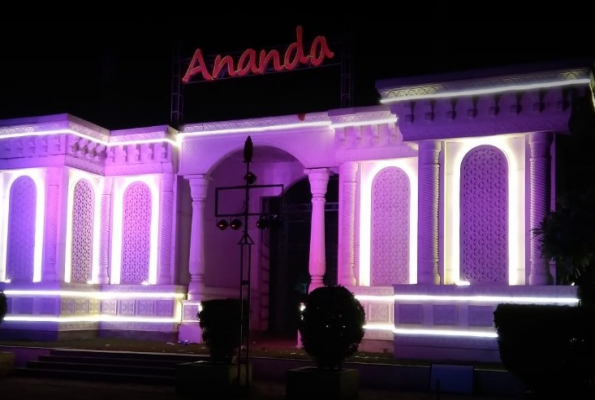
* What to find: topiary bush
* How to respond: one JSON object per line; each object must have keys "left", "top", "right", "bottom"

{"left": 198, "top": 298, "right": 247, "bottom": 364}
{"left": 494, "top": 303, "right": 595, "bottom": 398}
{"left": 299, "top": 285, "right": 366, "bottom": 370}
{"left": 0, "top": 292, "right": 6, "bottom": 326}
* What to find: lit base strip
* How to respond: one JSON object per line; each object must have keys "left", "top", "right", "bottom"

{"left": 363, "top": 323, "right": 497, "bottom": 339}
{"left": 4, "top": 315, "right": 180, "bottom": 323}
{"left": 355, "top": 294, "right": 578, "bottom": 304}
{"left": 3, "top": 290, "right": 186, "bottom": 300}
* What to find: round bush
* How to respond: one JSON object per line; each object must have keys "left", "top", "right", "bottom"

{"left": 299, "top": 285, "right": 366, "bottom": 370}
{"left": 198, "top": 298, "right": 246, "bottom": 364}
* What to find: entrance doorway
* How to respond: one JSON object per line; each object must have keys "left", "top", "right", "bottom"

{"left": 265, "top": 175, "right": 338, "bottom": 336}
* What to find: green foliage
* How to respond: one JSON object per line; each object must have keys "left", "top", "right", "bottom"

{"left": 299, "top": 285, "right": 366, "bottom": 370}
{"left": 0, "top": 291, "right": 6, "bottom": 325}
{"left": 198, "top": 298, "right": 247, "bottom": 364}
{"left": 494, "top": 303, "right": 595, "bottom": 397}
{"left": 533, "top": 189, "right": 595, "bottom": 304}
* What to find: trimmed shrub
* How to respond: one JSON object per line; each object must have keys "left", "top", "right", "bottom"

{"left": 494, "top": 303, "right": 595, "bottom": 397}
{"left": 198, "top": 298, "right": 247, "bottom": 364}
{"left": 299, "top": 285, "right": 366, "bottom": 370}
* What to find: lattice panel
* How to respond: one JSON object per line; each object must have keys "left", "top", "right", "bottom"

{"left": 460, "top": 146, "right": 508, "bottom": 283}
{"left": 6, "top": 176, "right": 37, "bottom": 282}
{"left": 120, "top": 182, "right": 152, "bottom": 284}
{"left": 71, "top": 179, "right": 94, "bottom": 282}
{"left": 371, "top": 167, "right": 410, "bottom": 285}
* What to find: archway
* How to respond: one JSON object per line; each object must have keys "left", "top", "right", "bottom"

{"left": 265, "top": 174, "right": 338, "bottom": 336}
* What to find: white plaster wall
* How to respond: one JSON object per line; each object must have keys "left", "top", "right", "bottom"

{"left": 179, "top": 126, "right": 336, "bottom": 176}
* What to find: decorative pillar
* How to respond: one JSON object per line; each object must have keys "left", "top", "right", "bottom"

{"left": 187, "top": 174, "right": 210, "bottom": 300}
{"left": 42, "top": 167, "right": 62, "bottom": 282}
{"left": 157, "top": 173, "right": 175, "bottom": 284}
{"left": 97, "top": 177, "right": 113, "bottom": 284}
{"left": 338, "top": 162, "right": 358, "bottom": 286}
{"left": 306, "top": 168, "right": 331, "bottom": 291}
{"left": 529, "top": 131, "right": 554, "bottom": 285}
{"left": 417, "top": 141, "right": 441, "bottom": 284}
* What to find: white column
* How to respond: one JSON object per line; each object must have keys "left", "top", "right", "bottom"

{"left": 187, "top": 174, "right": 210, "bottom": 300}
{"left": 157, "top": 173, "right": 175, "bottom": 284}
{"left": 417, "top": 141, "right": 441, "bottom": 284}
{"left": 529, "top": 131, "right": 554, "bottom": 285}
{"left": 42, "top": 167, "right": 63, "bottom": 282}
{"left": 97, "top": 177, "right": 113, "bottom": 284}
{"left": 338, "top": 162, "right": 357, "bottom": 286}
{"left": 306, "top": 168, "right": 331, "bottom": 291}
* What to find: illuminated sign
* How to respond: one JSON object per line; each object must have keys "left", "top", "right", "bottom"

{"left": 182, "top": 26, "right": 334, "bottom": 83}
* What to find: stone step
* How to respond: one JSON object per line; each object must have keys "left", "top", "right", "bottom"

{"left": 11, "top": 367, "right": 175, "bottom": 385}
{"left": 26, "top": 360, "right": 175, "bottom": 376}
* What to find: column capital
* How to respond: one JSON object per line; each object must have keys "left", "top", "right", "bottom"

{"left": 161, "top": 173, "right": 176, "bottom": 190}
{"left": 305, "top": 168, "right": 332, "bottom": 197}
{"left": 529, "top": 131, "right": 554, "bottom": 145}
{"left": 418, "top": 140, "right": 442, "bottom": 165}
{"left": 419, "top": 140, "right": 442, "bottom": 152}
{"left": 339, "top": 162, "right": 359, "bottom": 182}
{"left": 304, "top": 167, "right": 333, "bottom": 177}
{"left": 186, "top": 174, "right": 211, "bottom": 201}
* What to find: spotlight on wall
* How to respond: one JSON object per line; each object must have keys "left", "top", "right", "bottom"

{"left": 256, "top": 218, "right": 269, "bottom": 230}
{"left": 244, "top": 172, "right": 257, "bottom": 185}
{"left": 230, "top": 219, "right": 243, "bottom": 230}
{"left": 216, "top": 219, "right": 229, "bottom": 230}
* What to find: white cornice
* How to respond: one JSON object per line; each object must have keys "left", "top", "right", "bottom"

{"left": 180, "top": 112, "right": 331, "bottom": 137}
{"left": 0, "top": 114, "right": 179, "bottom": 147}
{"left": 378, "top": 67, "right": 593, "bottom": 103}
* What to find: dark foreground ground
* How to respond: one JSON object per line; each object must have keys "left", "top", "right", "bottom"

{"left": 0, "top": 376, "right": 520, "bottom": 400}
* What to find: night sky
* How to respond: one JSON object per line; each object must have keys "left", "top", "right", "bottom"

{"left": 0, "top": 17, "right": 592, "bottom": 130}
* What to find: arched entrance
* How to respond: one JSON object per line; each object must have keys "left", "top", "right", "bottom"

{"left": 265, "top": 174, "right": 339, "bottom": 336}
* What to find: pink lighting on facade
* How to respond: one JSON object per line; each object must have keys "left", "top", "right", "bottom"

{"left": 110, "top": 176, "right": 160, "bottom": 285}
{"left": 0, "top": 128, "right": 177, "bottom": 148}
{"left": 0, "top": 170, "right": 46, "bottom": 283}
{"left": 5, "top": 315, "right": 181, "bottom": 323}
{"left": 0, "top": 63, "right": 591, "bottom": 362}
{"left": 4, "top": 289, "right": 185, "bottom": 299}
{"left": 445, "top": 136, "right": 525, "bottom": 285}
{"left": 64, "top": 171, "right": 102, "bottom": 284}
{"left": 179, "top": 120, "right": 332, "bottom": 138}
{"left": 330, "top": 117, "right": 398, "bottom": 129}
{"left": 359, "top": 159, "right": 418, "bottom": 286}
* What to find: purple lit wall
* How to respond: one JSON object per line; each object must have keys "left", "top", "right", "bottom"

{"left": 460, "top": 145, "right": 508, "bottom": 284}
{"left": 0, "top": 62, "right": 590, "bottom": 361}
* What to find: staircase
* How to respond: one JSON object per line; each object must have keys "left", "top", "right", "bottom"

{"left": 11, "top": 349, "right": 208, "bottom": 385}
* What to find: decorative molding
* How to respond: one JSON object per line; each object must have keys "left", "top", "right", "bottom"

{"left": 378, "top": 68, "right": 592, "bottom": 101}
{"left": 397, "top": 115, "right": 570, "bottom": 142}
{"left": 328, "top": 108, "right": 394, "bottom": 125}
{"left": 182, "top": 112, "right": 330, "bottom": 134}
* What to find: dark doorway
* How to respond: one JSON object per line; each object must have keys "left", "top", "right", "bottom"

{"left": 265, "top": 175, "right": 338, "bottom": 336}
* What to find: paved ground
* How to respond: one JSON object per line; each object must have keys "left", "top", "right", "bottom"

{"left": 0, "top": 376, "right": 521, "bottom": 400}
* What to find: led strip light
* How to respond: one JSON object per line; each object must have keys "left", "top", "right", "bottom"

{"left": 4, "top": 315, "right": 180, "bottom": 323}
{"left": 3, "top": 290, "right": 186, "bottom": 300}
{"left": 380, "top": 78, "right": 592, "bottom": 103}
{"left": 355, "top": 294, "right": 579, "bottom": 304}
{"left": 0, "top": 128, "right": 178, "bottom": 147}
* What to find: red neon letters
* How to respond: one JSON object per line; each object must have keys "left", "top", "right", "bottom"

{"left": 182, "top": 26, "right": 334, "bottom": 83}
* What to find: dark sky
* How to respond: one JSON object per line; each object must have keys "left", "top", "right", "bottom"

{"left": 0, "top": 17, "right": 592, "bottom": 130}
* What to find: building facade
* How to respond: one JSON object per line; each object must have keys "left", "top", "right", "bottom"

{"left": 0, "top": 61, "right": 590, "bottom": 361}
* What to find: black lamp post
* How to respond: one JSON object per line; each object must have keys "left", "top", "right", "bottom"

{"left": 213, "top": 136, "right": 284, "bottom": 386}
